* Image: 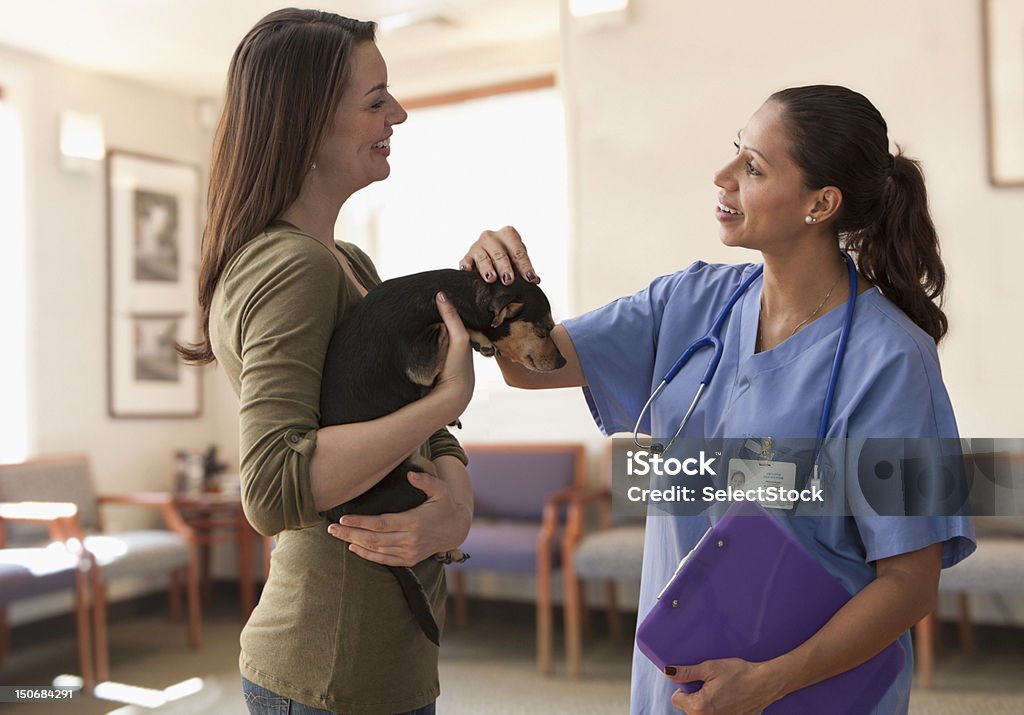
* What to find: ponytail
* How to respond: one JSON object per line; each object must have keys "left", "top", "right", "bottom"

{"left": 770, "top": 86, "right": 949, "bottom": 345}
{"left": 843, "top": 151, "right": 948, "bottom": 343}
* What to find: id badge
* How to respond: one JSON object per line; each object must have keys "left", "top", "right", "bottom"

{"left": 727, "top": 458, "right": 797, "bottom": 510}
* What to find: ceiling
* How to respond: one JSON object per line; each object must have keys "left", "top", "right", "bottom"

{"left": 0, "top": 0, "right": 560, "bottom": 97}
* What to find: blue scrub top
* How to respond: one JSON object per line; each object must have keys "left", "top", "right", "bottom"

{"left": 562, "top": 261, "right": 975, "bottom": 715}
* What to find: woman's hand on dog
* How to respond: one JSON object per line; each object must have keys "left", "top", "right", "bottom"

{"left": 431, "top": 291, "right": 475, "bottom": 423}
{"left": 460, "top": 225, "right": 540, "bottom": 285}
{"left": 327, "top": 469, "right": 472, "bottom": 567}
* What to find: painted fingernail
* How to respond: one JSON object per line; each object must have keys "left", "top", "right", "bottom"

{"left": 502, "top": 272, "right": 512, "bottom": 284}
{"left": 485, "top": 271, "right": 495, "bottom": 281}
{"left": 436, "top": 292, "right": 447, "bottom": 303}
{"left": 664, "top": 666, "right": 677, "bottom": 676}
{"left": 526, "top": 270, "right": 537, "bottom": 282}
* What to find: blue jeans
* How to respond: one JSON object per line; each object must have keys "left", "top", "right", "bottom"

{"left": 242, "top": 677, "right": 437, "bottom": 715}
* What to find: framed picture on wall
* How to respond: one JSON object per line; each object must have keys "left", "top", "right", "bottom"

{"left": 107, "top": 150, "right": 201, "bottom": 417}
{"left": 109, "top": 313, "right": 201, "bottom": 417}
{"left": 983, "top": 0, "right": 1024, "bottom": 186}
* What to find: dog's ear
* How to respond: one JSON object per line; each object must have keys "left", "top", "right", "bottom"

{"left": 490, "top": 298, "right": 524, "bottom": 328}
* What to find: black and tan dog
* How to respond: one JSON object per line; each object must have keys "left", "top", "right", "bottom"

{"left": 318, "top": 268, "right": 565, "bottom": 645}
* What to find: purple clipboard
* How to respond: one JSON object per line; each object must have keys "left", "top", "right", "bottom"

{"left": 636, "top": 499, "right": 905, "bottom": 714}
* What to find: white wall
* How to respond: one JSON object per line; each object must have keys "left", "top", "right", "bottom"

{"left": 5, "top": 0, "right": 1022, "bottom": 616}
{"left": 5, "top": 1, "right": 1016, "bottom": 506}
{"left": 5, "top": 0, "right": 1017, "bottom": 508}
{"left": 0, "top": 47, "right": 228, "bottom": 528}
{"left": 559, "top": 0, "right": 1023, "bottom": 439}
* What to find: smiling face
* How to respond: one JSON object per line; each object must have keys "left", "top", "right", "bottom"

{"left": 315, "top": 42, "right": 408, "bottom": 198}
{"left": 712, "top": 101, "right": 820, "bottom": 254}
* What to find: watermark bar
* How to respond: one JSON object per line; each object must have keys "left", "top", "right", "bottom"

{"left": 611, "top": 437, "right": 1024, "bottom": 518}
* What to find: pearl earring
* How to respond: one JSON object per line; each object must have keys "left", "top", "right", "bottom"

{"left": 805, "top": 215, "right": 817, "bottom": 224}
{"left": 311, "top": 161, "right": 317, "bottom": 170}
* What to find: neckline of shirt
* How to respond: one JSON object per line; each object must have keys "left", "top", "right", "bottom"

{"left": 738, "top": 269, "right": 880, "bottom": 373}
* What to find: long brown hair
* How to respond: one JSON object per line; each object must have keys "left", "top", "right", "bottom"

{"left": 178, "top": 9, "right": 376, "bottom": 364}
{"left": 770, "top": 85, "right": 948, "bottom": 344}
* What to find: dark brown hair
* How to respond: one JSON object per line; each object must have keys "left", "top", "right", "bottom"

{"left": 770, "top": 85, "right": 948, "bottom": 343}
{"left": 178, "top": 9, "right": 376, "bottom": 363}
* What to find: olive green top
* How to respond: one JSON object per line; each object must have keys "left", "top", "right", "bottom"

{"left": 210, "top": 222, "right": 466, "bottom": 713}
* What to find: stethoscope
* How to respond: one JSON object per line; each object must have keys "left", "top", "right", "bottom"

{"left": 632, "top": 252, "right": 859, "bottom": 490}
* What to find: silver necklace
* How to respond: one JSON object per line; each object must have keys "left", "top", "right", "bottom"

{"left": 757, "top": 269, "right": 844, "bottom": 353}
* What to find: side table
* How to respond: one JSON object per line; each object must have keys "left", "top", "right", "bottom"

{"left": 173, "top": 492, "right": 262, "bottom": 619}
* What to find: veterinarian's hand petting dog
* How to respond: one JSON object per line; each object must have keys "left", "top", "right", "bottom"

{"left": 459, "top": 225, "right": 541, "bottom": 285}
{"left": 461, "top": 227, "right": 586, "bottom": 391}
{"left": 326, "top": 292, "right": 474, "bottom": 568}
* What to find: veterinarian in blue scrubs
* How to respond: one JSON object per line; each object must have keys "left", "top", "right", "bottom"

{"left": 462, "top": 86, "right": 974, "bottom": 715}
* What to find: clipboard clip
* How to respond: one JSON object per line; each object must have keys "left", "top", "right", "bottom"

{"left": 656, "top": 526, "right": 714, "bottom": 601}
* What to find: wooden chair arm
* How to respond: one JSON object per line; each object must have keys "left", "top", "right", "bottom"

{"left": 533, "top": 486, "right": 595, "bottom": 554}
{"left": 563, "top": 487, "right": 614, "bottom": 553}
{"left": 540, "top": 485, "right": 608, "bottom": 534}
{"left": 537, "top": 487, "right": 574, "bottom": 549}
{"left": 537, "top": 486, "right": 613, "bottom": 556}
{"left": 97, "top": 492, "right": 173, "bottom": 507}
{"left": 0, "top": 501, "right": 88, "bottom": 551}
{"left": 566, "top": 486, "right": 613, "bottom": 505}
{"left": 96, "top": 493, "right": 196, "bottom": 543}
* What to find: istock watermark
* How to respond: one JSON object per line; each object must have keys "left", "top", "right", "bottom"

{"left": 624, "top": 449, "right": 718, "bottom": 477}
{"left": 610, "top": 437, "right": 1024, "bottom": 518}
{"left": 625, "top": 484, "right": 824, "bottom": 505}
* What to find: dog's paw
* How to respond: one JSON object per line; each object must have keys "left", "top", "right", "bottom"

{"left": 468, "top": 330, "right": 497, "bottom": 357}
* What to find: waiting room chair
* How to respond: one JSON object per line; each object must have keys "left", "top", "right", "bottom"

{"left": 446, "top": 443, "right": 587, "bottom": 674}
{"left": 914, "top": 451, "right": 1024, "bottom": 688}
{"left": 0, "top": 455, "right": 200, "bottom": 683}
{"left": 562, "top": 442, "right": 645, "bottom": 677}
{"left": 0, "top": 501, "right": 94, "bottom": 690}
{"left": 915, "top": 522, "right": 1024, "bottom": 688}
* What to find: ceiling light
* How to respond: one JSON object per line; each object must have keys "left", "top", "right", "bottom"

{"left": 569, "top": 0, "right": 629, "bottom": 17}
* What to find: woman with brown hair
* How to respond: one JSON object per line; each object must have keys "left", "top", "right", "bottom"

{"left": 180, "top": 9, "right": 474, "bottom": 714}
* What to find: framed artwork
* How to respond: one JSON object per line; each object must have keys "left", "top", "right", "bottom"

{"left": 983, "top": 0, "right": 1024, "bottom": 186}
{"left": 107, "top": 150, "right": 201, "bottom": 417}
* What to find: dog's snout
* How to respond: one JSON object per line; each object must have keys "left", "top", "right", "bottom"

{"left": 522, "top": 336, "right": 565, "bottom": 373}
{"left": 490, "top": 313, "right": 567, "bottom": 372}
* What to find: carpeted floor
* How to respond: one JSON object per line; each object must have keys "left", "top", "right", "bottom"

{"left": 2, "top": 591, "right": 1023, "bottom": 714}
